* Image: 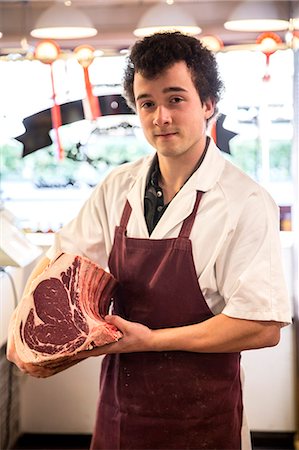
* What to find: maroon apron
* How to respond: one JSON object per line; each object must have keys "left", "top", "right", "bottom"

{"left": 91, "top": 191, "right": 243, "bottom": 450}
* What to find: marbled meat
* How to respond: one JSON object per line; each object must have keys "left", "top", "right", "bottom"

{"left": 13, "top": 252, "right": 121, "bottom": 367}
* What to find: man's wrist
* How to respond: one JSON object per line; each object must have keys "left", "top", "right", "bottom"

{"left": 148, "top": 328, "right": 178, "bottom": 352}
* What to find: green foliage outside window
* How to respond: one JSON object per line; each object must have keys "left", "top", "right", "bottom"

{"left": 230, "top": 137, "right": 292, "bottom": 182}
{"left": 230, "top": 138, "right": 260, "bottom": 179}
{"left": 269, "top": 140, "right": 292, "bottom": 182}
{"left": 0, "top": 132, "right": 152, "bottom": 188}
{"left": 0, "top": 140, "right": 23, "bottom": 180}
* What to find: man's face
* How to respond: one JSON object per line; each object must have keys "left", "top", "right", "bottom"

{"left": 133, "top": 61, "right": 214, "bottom": 161}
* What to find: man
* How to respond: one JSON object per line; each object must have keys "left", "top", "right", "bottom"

{"left": 8, "top": 32, "right": 291, "bottom": 449}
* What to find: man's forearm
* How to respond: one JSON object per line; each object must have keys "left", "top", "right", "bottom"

{"left": 84, "top": 313, "right": 283, "bottom": 357}
{"left": 150, "top": 313, "right": 282, "bottom": 353}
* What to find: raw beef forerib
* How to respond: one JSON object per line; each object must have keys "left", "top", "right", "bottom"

{"left": 13, "top": 252, "right": 121, "bottom": 367}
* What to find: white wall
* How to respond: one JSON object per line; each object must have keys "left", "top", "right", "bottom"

{"left": 242, "top": 325, "right": 296, "bottom": 432}
{"left": 20, "top": 357, "right": 103, "bottom": 434}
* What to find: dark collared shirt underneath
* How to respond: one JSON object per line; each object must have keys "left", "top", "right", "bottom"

{"left": 144, "top": 137, "right": 210, "bottom": 235}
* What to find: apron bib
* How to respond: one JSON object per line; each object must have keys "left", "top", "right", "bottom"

{"left": 91, "top": 191, "right": 242, "bottom": 450}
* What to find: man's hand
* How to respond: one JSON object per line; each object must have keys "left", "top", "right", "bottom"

{"left": 105, "top": 315, "right": 153, "bottom": 352}
{"left": 76, "top": 315, "right": 153, "bottom": 359}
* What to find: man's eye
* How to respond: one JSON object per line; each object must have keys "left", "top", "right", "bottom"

{"left": 141, "top": 101, "right": 154, "bottom": 109}
{"left": 170, "top": 97, "right": 183, "bottom": 103}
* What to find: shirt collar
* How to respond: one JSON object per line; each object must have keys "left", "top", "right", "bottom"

{"left": 191, "top": 137, "right": 226, "bottom": 192}
{"left": 129, "top": 136, "right": 226, "bottom": 198}
{"left": 126, "top": 137, "right": 226, "bottom": 237}
{"left": 145, "top": 136, "right": 211, "bottom": 192}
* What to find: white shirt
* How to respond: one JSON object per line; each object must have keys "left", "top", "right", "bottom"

{"left": 48, "top": 139, "right": 292, "bottom": 325}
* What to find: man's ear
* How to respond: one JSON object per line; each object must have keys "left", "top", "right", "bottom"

{"left": 204, "top": 98, "right": 216, "bottom": 120}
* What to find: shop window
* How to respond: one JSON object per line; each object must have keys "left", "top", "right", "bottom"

{"left": 0, "top": 50, "right": 295, "bottom": 231}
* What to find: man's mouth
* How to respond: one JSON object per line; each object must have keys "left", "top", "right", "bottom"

{"left": 155, "top": 131, "right": 178, "bottom": 137}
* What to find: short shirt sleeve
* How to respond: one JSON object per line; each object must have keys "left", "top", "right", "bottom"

{"left": 216, "top": 187, "right": 292, "bottom": 324}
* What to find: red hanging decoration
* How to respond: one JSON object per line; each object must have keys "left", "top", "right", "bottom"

{"left": 74, "top": 45, "right": 101, "bottom": 121}
{"left": 35, "top": 40, "right": 64, "bottom": 159}
{"left": 256, "top": 32, "right": 282, "bottom": 82}
{"left": 200, "top": 35, "right": 223, "bottom": 53}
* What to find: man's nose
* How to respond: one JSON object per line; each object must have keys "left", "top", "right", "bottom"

{"left": 153, "top": 105, "right": 172, "bottom": 127}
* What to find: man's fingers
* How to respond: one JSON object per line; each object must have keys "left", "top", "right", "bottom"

{"left": 105, "top": 314, "right": 129, "bottom": 332}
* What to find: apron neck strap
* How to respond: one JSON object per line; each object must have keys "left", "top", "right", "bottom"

{"left": 119, "top": 200, "right": 132, "bottom": 229}
{"left": 179, "top": 191, "right": 204, "bottom": 239}
{"left": 119, "top": 191, "right": 204, "bottom": 237}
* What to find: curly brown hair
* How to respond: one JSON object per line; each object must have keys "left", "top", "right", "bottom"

{"left": 122, "top": 31, "right": 224, "bottom": 112}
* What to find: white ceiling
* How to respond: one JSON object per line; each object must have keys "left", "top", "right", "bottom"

{"left": 0, "top": 0, "right": 295, "bottom": 55}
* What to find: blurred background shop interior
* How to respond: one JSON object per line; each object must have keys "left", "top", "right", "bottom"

{"left": 0, "top": 1, "right": 298, "bottom": 449}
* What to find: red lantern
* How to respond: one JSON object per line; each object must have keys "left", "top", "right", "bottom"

{"left": 74, "top": 45, "right": 101, "bottom": 121}
{"left": 200, "top": 35, "right": 223, "bottom": 53}
{"left": 256, "top": 32, "right": 282, "bottom": 81}
{"left": 35, "top": 40, "right": 64, "bottom": 159}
